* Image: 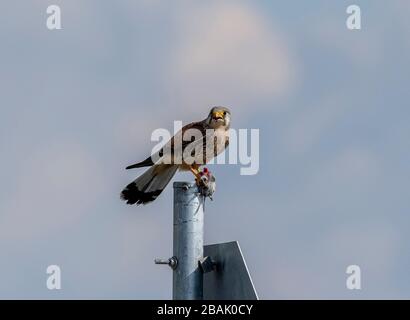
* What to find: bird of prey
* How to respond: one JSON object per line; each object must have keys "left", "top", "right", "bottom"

{"left": 121, "top": 106, "right": 231, "bottom": 205}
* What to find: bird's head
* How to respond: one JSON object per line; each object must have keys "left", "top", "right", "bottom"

{"left": 206, "top": 106, "right": 231, "bottom": 129}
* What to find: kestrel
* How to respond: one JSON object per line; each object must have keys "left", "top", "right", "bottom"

{"left": 121, "top": 107, "right": 231, "bottom": 205}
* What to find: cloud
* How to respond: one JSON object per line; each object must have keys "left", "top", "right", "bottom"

{"left": 0, "top": 141, "right": 106, "bottom": 242}
{"left": 114, "top": 108, "right": 168, "bottom": 159}
{"left": 264, "top": 221, "right": 401, "bottom": 299}
{"left": 282, "top": 95, "right": 346, "bottom": 154}
{"left": 167, "top": 2, "right": 296, "bottom": 115}
{"left": 308, "top": 8, "right": 385, "bottom": 68}
{"left": 312, "top": 147, "right": 381, "bottom": 190}
{"left": 323, "top": 222, "right": 400, "bottom": 274}
{"left": 320, "top": 222, "right": 401, "bottom": 298}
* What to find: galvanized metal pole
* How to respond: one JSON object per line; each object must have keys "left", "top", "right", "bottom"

{"left": 173, "top": 181, "right": 204, "bottom": 300}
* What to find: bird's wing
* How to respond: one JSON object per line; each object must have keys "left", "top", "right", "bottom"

{"left": 154, "top": 121, "right": 213, "bottom": 165}
{"left": 126, "top": 121, "right": 214, "bottom": 168}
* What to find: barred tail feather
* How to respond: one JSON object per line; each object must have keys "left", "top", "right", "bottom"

{"left": 121, "top": 165, "right": 178, "bottom": 205}
{"left": 125, "top": 156, "right": 154, "bottom": 170}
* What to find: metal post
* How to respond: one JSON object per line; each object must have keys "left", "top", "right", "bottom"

{"left": 173, "top": 181, "right": 204, "bottom": 300}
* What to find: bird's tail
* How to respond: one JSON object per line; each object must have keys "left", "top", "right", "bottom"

{"left": 125, "top": 156, "right": 154, "bottom": 170}
{"left": 121, "top": 164, "right": 179, "bottom": 205}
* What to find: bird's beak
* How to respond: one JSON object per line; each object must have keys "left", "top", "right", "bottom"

{"left": 212, "top": 111, "right": 224, "bottom": 120}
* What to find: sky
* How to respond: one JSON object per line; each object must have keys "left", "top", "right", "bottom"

{"left": 0, "top": 0, "right": 410, "bottom": 299}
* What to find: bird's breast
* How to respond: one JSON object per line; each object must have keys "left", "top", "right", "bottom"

{"left": 213, "top": 128, "right": 229, "bottom": 156}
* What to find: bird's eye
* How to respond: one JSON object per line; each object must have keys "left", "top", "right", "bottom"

{"left": 223, "top": 111, "right": 226, "bottom": 115}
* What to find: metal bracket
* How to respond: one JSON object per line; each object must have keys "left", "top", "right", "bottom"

{"left": 154, "top": 256, "right": 178, "bottom": 270}
{"left": 199, "top": 256, "right": 216, "bottom": 274}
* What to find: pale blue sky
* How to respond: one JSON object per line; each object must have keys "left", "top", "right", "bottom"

{"left": 1, "top": 0, "right": 410, "bottom": 299}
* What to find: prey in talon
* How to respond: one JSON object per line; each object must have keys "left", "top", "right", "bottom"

{"left": 198, "top": 167, "right": 216, "bottom": 200}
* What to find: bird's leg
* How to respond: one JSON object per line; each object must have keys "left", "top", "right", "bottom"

{"left": 189, "top": 166, "right": 203, "bottom": 185}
